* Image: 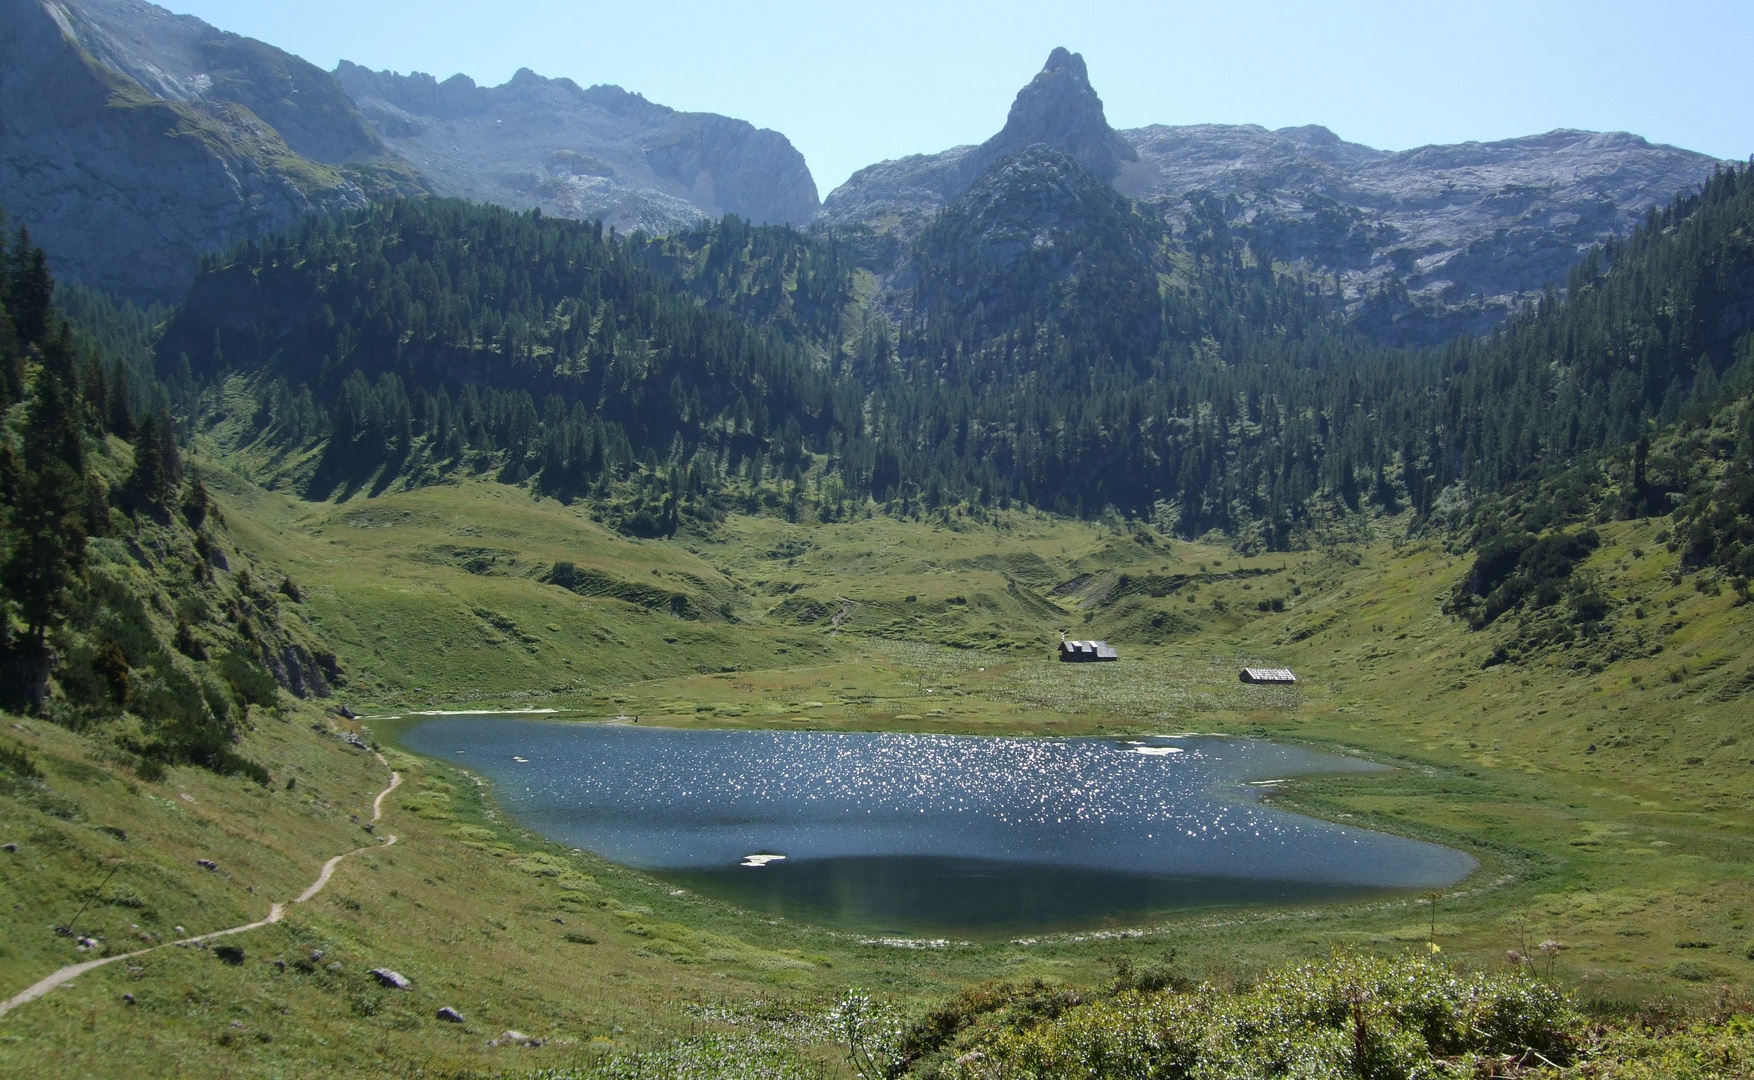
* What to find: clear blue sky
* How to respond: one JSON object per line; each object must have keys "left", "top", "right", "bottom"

{"left": 172, "top": 0, "right": 1752, "bottom": 193}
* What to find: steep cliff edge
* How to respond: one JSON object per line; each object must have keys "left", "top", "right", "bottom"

{"left": 335, "top": 62, "right": 820, "bottom": 234}
{"left": 0, "top": 0, "right": 418, "bottom": 301}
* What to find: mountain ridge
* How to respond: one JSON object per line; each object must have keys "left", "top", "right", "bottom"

{"left": 0, "top": 0, "right": 421, "bottom": 300}
{"left": 334, "top": 60, "right": 821, "bottom": 234}
{"left": 819, "top": 49, "right": 1728, "bottom": 342}
{"left": 0, "top": 0, "right": 821, "bottom": 300}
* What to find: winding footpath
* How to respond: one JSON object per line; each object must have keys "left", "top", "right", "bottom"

{"left": 0, "top": 755, "right": 403, "bottom": 1021}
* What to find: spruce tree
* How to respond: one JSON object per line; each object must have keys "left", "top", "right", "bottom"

{"left": 124, "top": 411, "right": 173, "bottom": 514}
{"left": 6, "top": 232, "right": 52, "bottom": 348}
{"left": 3, "top": 328, "right": 89, "bottom": 646}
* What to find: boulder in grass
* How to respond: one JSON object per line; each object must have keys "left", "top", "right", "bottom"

{"left": 436, "top": 1006, "right": 464, "bottom": 1023}
{"left": 368, "top": 968, "right": 411, "bottom": 989}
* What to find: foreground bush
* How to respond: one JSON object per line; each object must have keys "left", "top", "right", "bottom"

{"left": 900, "top": 953, "right": 1586, "bottom": 1079}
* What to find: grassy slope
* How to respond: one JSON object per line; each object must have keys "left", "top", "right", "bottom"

{"left": 206, "top": 469, "right": 1754, "bottom": 996}
{"left": 2, "top": 466, "right": 1751, "bottom": 1076}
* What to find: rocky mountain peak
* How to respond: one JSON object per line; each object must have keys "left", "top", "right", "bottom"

{"left": 335, "top": 61, "right": 820, "bottom": 231}
{"left": 982, "top": 47, "right": 1137, "bottom": 182}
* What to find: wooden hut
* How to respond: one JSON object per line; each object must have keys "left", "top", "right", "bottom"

{"left": 1239, "top": 667, "right": 1297, "bottom": 684}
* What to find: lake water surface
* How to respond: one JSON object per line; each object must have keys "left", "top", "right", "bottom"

{"left": 397, "top": 719, "right": 1475, "bottom": 935}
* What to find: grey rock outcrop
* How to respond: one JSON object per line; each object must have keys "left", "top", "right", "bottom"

{"left": 821, "top": 47, "right": 1129, "bottom": 240}
{"left": 335, "top": 62, "right": 820, "bottom": 234}
{"left": 48, "top": 0, "right": 382, "bottom": 164}
{"left": 821, "top": 48, "right": 1726, "bottom": 340}
{"left": 984, "top": 47, "right": 1136, "bottom": 183}
{"left": 1117, "top": 123, "right": 1725, "bottom": 342}
{"left": 0, "top": 0, "right": 415, "bottom": 300}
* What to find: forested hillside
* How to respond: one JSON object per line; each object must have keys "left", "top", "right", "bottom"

{"left": 0, "top": 220, "right": 335, "bottom": 778}
{"left": 160, "top": 163, "right": 1754, "bottom": 595}
{"left": 158, "top": 201, "right": 858, "bottom": 521}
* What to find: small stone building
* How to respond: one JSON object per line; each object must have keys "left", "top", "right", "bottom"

{"left": 1059, "top": 638, "right": 1119, "bottom": 662}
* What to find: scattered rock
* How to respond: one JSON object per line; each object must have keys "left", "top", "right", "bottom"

{"left": 196, "top": 859, "right": 218, "bottom": 871}
{"left": 368, "top": 967, "right": 412, "bottom": 989}
{"left": 490, "top": 1029, "right": 542, "bottom": 1047}
{"left": 121, "top": 993, "right": 135, "bottom": 1005}
{"left": 337, "top": 705, "right": 360, "bottom": 720}
{"left": 2, "top": 842, "right": 16, "bottom": 852}
{"left": 436, "top": 1006, "right": 464, "bottom": 1023}
{"left": 272, "top": 959, "right": 286, "bottom": 972}
{"left": 214, "top": 944, "right": 245, "bottom": 965}
{"left": 77, "top": 936, "right": 100, "bottom": 950}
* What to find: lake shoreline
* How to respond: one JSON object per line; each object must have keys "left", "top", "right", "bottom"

{"left": 379, "top": 716, "right": 1479, "bottom": 938}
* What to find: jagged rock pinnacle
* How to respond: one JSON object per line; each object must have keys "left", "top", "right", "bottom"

{"left": 981, "top": 47, "right": 1138, "bottom": 182}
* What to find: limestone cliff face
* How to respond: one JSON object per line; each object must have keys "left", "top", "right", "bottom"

{"left": 982, "top": 47, "right": 1137, "bottom": 183}
{"left": 47, "top": 0, "right": 384, "bottom": 164}
{"left": 335, "top": 62, "right": 821, "bottom": 234}
{"left": 1118, "top": 124, "right": 1725, "bottom": 343}
{"left": 0, "top": 0, "right": 410, "bottom": 300}
{"left": 821, "top": 48, "right": 1130, "bottom": 240}
{"left": 821, "top": 48, "right": 1725, "bottom": 341}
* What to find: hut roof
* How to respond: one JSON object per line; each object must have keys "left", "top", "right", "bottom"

{"left": 1060, "top": 639, "right": 1119, "bottom": 660}
{"left": 1240, "top": 667, "right": 1297, "bottom": 683}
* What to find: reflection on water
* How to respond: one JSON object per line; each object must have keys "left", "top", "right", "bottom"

{"left": 397, "top": 720, "right": 1475, "bottom": 934}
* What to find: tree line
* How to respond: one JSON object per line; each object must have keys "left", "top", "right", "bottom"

{"left": 157, "top": 159, "right": 1754, "bottom": 578}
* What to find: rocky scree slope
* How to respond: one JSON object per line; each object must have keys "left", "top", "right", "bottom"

{"left": 821, "top": 47, "right": 1725, "bottom": 343}
{"left": 334, "top": 61, "right": 821, "bottom": 235}
{"left": 0, "top": 0, "right": 421, "bottom": 301}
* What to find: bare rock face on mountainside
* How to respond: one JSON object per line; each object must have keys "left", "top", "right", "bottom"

{"left": 1118, "top": 124, "right": 1726, "bottom": 343}
{"left": 0, "top": 0, "right": 419, "bottom": 300}
{"left": 334, "top": 62, "right": 820, "bottom": 235}
{"left": 822, "top": 48, "right": 1725, "bottom": 342}
{"left": 821, "top": 47, "right": 1133, "bottom": 240}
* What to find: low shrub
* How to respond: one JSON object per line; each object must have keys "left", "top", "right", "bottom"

{"left": 0, "top": 741, "right": 43, "bottom": 780}
{"left": 906, "top": 953, "right": 1585, "bottom": 1080}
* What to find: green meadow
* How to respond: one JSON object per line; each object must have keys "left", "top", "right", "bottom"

{"left": 3, "top": 464, "right": 1752, "bottom": 1077}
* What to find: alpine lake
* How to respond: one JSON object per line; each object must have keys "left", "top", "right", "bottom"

{"left": 391, "top": 717, "right": 1477, "bottom": 938}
